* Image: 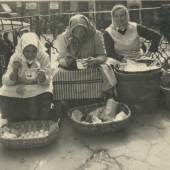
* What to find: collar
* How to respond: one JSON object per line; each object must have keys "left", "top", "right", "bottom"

{"left": 118, "top": 29, "right": 127, "bottom": 35}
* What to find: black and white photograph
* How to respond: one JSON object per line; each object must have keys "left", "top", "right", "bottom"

{"left": 0, "top": 0, "right": 170, "bottom": 169}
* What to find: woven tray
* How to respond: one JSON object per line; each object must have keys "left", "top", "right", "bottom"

{"left": 0, "top": 120, "right": 60, "bottom": 149}
{"left": 68, "top": 102, "right": 131, "bottom": 134}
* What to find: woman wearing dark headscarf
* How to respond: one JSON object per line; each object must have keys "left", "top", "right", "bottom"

{"left": 103, "top": 4, "right": 161, "bottom": 65}
{"left": 53, "top": 14, "right": 116, "bottom": 105}
{"left": 3, "top": 32, "right": 14, "bottom": 68}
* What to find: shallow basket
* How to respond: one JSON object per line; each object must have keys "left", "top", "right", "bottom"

{"left": 0, "top": 120, "right": 60, "bottom": 149}
{"left": 68, "top": 102, "right": 131, "bottom": 134}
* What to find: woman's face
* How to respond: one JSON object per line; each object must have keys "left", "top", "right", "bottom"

{"left": 72, "top": 26, "right": 87, "bottom": 40}
{"left": 113, "top": 8, "right": 128, "bottom": 29}
{"left": 23, "top": 45, "right": 37, "bottom": 61}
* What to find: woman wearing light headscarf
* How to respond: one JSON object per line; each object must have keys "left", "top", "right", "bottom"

{"left": 0, "top": 32, "right": 53, "bottom": 122}
{"left": 103, "top": 4, "right": 161, "bottom": 64}
{"left": 53, "top": 14, "right": 116, "bottom": 104}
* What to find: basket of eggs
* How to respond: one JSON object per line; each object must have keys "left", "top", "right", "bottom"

{"left": 0, "top": 120, "right": 60, "bottom": 149}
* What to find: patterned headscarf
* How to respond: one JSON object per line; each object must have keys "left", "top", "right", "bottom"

{"left": 64, "top": 14, "right": 96, "bottom": 51}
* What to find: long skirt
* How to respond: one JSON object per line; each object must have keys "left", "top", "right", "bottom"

{"left": 0, "top": 92, "right": 54, "bottom": 122}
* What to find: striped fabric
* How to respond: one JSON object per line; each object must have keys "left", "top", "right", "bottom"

{"left": 53, "top": 67, "right": 103, "bottom": 100}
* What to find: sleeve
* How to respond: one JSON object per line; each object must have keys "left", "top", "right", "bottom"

{"left": 94, "top": 31, "right": 106, "bottom": 56}
{"left": 2, "top": 53, "right": 18, "bottom": 86}
{"left": 137, "top": 24, "right": 161, "bottom": 52}
{"left": 103, "top": 31, "right": 123, "bottom": 61}
{"left": 39, "top": 53, "right": 52, "bottom": 85}
{"left": 56, "top": 34, "right": 70, "bottom": 67}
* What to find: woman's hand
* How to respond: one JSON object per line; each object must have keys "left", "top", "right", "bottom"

{"left": 66, "top": 57, "right": 76, "bottom": 66}
{"left": 37, "top": 70, "right": 46, "bottom": 83}
{"left": 10, "top": 59, "right": 22, "bottom": 82}
{"left": 12, "top": 60, "right": 22, "bottom": 72}
{"left": 86, "top": 57, "right": 98, "bottom": 66}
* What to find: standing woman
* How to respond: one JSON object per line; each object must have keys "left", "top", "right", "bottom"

{"left": 0, "top": 32, "right": 53, "bottom": 122}
{"left": 103, "top": 4, "right": 161, "bottom": 64}
{"left": 53, "top": 14, "right": 116, "bottom": 107}
{"left": 3, "top": 32, "right": 14, "bottom": 68}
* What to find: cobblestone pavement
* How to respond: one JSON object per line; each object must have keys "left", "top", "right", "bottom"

{"left": 0, "top": 107, "right": 170, "bottom": 170}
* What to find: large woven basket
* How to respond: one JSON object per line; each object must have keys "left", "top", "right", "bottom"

{"left": 0, "top": 120, "right": 60, "bottom": 149}
{"left": 68, "top": 102, "right": 131, "bottom": 134}
{"left": 114, "top": 64, "right": 162, "bottom": 114}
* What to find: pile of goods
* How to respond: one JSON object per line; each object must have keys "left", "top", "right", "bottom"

{"left": 71, "top": 98, "right": 128, "bottom": 124}
{"left": 0, "top": 121, "right": 57, "bottom": 140}
{"left": 118, "top": 59, "right": 160, "bottom": 72}
{"left": 1, "top": 127, "right": 48, "bottom": 139}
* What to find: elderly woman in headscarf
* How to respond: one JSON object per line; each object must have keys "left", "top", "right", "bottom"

{"left": 0, "top": 32, "right": 53, "bottom": 122}
{"left": 103, "top": 4, "right": 161, "bottom": 65}
{"left": 53, "top": 14, "right": 116, "bottom": 106}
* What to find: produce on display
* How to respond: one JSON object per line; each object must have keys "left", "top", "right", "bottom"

{"left": 71, "top": 100, "right": 128, "bottom": 124}
{"left": 119, "top": 59, "right": 160, "bottom": 72}
{"left": 0, "top": 121, "right": 54, "bottom": 140}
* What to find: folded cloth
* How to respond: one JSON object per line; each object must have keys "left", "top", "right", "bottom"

{"left": 100, "top": 64, "right": 117, "bottom": 92}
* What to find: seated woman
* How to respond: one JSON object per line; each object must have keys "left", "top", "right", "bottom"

{"left": 103, "top": 4, "right": 161, "bottom": 64}
{"left": 53, "top": 14, "right": 116, "bottom": 106}
{"left": 0, "top": 32, "right": 53, "bottom": 122}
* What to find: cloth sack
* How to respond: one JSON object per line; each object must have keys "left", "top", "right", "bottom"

{"left": 100, "top": 64, "right": 117, "bottom": 91}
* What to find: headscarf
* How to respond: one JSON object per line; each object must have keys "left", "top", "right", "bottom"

{"left": 111, "top": 4, "right": 129, "bottom": 30}
{"left": 6, "top": 32, "right": 50, "bottom": 77}
{"left": 64, "top": 14, "right": 96, "bottom": 53}
{"left": 14, "top": 32, "right": 47, "bottom": 61}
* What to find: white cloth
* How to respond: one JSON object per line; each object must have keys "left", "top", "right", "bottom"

{"left": 0, "top": 84, "right": 53, "bottom": 98}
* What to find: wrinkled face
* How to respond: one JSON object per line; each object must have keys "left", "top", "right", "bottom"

{"left": 113, "top": 8, "right": 128, "bottom": 30}
{"left": 72, "top": 26, "right": 87, "bottom": 40}
{"left": 23, "top": 45, "right": 37, "bottom": 61}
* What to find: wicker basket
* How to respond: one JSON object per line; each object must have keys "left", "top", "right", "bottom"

{"left": 0, "top": 120, "right": 60, "bottom": 149}
{"left": 68, "top": 102, "right": 131, "bottom": 134}
{"left": 114, "top": 64, "right": 162, "bottom": 115}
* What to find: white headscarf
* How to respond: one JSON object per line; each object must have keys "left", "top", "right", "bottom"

{"left": 15, "top": 32, "right": 46, "bottom": 61}
{"left": 111, "top": 4, "right": 129, "bottom": 30}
